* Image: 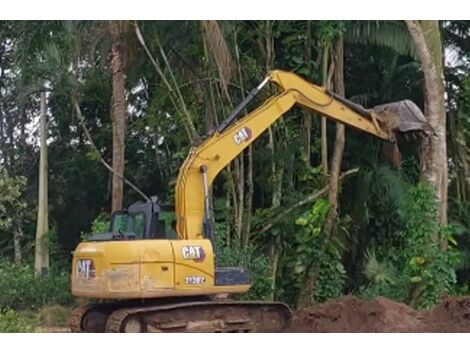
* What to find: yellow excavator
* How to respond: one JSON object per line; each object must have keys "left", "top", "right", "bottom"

{"left": 70, "top": 70, "right": 431, "bottom": 332}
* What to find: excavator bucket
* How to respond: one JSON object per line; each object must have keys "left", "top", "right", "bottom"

{"left": 369, "top": 100, "right": 433, "bottom": 167}
{"left": 327, "top": 91, "right": 432, "bottom": 140}
{"left": 370, "top": 99, "right": 433, "bottom": 137}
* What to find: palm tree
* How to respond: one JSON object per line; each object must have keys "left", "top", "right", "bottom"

{"left": 108, "top": 21, "right": 131, "bottom": 212}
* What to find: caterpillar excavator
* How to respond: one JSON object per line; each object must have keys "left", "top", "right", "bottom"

{"left": 70, "top": 69, "right": 431, "bottom": 333}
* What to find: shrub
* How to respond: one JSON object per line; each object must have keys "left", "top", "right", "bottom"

{"left": 80, "top": 213, "right": 110, "bottom": 240}
{"left": 0, "top": 309, "right": 35, "bottom": 333}
{"left": 0, "top": 260, "right": 73, "bottom": 310}
{"left": 288, "top": 198, "right": 346, "bottom": 305}
{"left": 38, "top": 305, "right": 70, "bottom": 327}
{"left": 214, "top": 224, "right": 272, "bottom": 300}
{"left": 359, "top": 183, "right": 460, "bottom": 308}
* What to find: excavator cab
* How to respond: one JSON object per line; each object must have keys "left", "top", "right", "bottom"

{"left": 89, "top": 198, "right": 176, "bottom": 241}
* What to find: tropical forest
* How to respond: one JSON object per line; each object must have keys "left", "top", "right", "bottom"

{"left": 1, "top": 20, "right": 470, "bottom": 332}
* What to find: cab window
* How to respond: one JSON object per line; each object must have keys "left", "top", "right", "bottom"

{"left": 158, "top": 211, "right": 177, "bottom": 239}
{"left": 129, "top": 212, "right": 146, "bottom": 239}
{"left": 110, "top": 211, "right": 146, "bottom": 239}
{"left": 111, "top": 213, "right": 128, "bottom": 233}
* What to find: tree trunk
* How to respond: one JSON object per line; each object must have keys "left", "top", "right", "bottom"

{"left": 302, "top": 20, "right": 313, "bottom": 166}
{"left": 324, "top": 37, "right": 346, "bottom": 235}
{"left": 0, "top": 103, "right": 4, "bottom": 166}
{"left": 34, "top": 92, "right": 49, "bottom": 277}
{"left": 268, "top": 125, "right": 285, "bottom": 300}
{"left": 269, "top": 243, "right": 280, "bottom": 300}
{"left": 234, "top": 155, "right": 244, "bottom": 242}
{"left": 110, "top": 21, "right": 128, "bottom": 212}
{"left": 14, "top": 222, "right": 23, "bottom": 264}
{"left": 405, "top": 21, "right": 447, "bottom": 227}
{"left": 243, "top": 145, "right": 254, "bottom": 247}
{"left": 263, "top": 20, "right": 283, "bottom": 298}
{"left": 457, "top": 129, "right": 470, "bottom": 202}
{"left": 321, "top": 44, "right": 330, "bottom": 176}
{"left": 298, "top": 37, "right": 343, "bottom": 307}
{"left": 297, "top": 272, "right": 317, "bottom": 308}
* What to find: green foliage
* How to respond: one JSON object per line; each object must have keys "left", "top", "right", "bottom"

{"left": 345, "top": 21, "right": 415, "bottom": 57}
{"left": 312, "top": 246, "right": 346, "bottom": 302}
{"left": 0, "top": 260, "right": 73, "bottom": 310}
{"left": 47, "top": 227, "right": 70, "bottom": 269}
{"left": 0, "top": 309, "right": 35, "bottom": 333}
{"left": 343, "top": 161, "right": 410, "bottom": 288}
{"left": 215, "top": 224, "right": 272, "bottom": 300}
{"left": 80, "top": 213, "right": 110, "bottom": 240}
{"left": 288, "top": 199, "right": 346, "bottom": 304}
{"left": 398, "top": 184, "right": 460, "bottom": 308}
{"left": 0, "top": 171, "right": 26, "bottom": 231}
{"left": 360, "top": 183, "right": 460, "bottom": 308}
{"left": 293, "top": 199, "right": 330, "bottom": 275}
{"left": 315, "top": 21, "right": 346, "bottom": 45}
{"left": 363, "top": 249, "right": 396, "bottom": 285}
{"left": 91, "top": 213, "right": 110, "bottom": 233}
{"left": 1, "top": 20, "right": 469, "bottom": 313}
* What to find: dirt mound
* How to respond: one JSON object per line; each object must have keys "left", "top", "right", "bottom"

{"left": 285, "top": 295, "right": 470, "bottom": 332}
{"left": 422, "top": 296, "right": 470, "bottom": 332}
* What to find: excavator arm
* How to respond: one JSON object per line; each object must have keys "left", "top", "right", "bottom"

{"left": 175, "top": 69, "right": 430, "bottom": 240}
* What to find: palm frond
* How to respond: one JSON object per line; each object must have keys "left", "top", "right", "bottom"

{"left": 345, "top": 21, "right": 415, "bottom": 57}
{"left": 363, "top": 248, "right": 397, "bottom": 284}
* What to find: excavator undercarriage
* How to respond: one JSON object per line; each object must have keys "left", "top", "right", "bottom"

{"left": 70, "top": 298, "right": 291, "bottom": 333}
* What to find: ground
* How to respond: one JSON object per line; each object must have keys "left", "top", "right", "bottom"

{"left": 24, "top": 295, "right": 470, "bottom": 332}
{"left": 285, "top": 295, "right": 470, "bottom": 332}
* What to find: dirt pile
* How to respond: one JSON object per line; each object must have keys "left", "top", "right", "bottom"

{"left": 285, "top": 295, "right": 470, "bottom": 332}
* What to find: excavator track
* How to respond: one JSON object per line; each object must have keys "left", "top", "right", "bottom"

{"left": 70, "top": 304, "right": 119, "bottom": 333}
{"left": 71, "top": 299, "right": 291, "bottom": 333}
{"left": 70, "top": 305, "right": 90, "bottom": 332}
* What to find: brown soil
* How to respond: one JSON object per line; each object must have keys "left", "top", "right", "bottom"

{"left": 285, "top": 295, "right": 470, "bottom": 332}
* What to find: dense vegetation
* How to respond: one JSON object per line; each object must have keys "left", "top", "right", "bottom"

{"left": 1, "top": 21, "right": 470, "bottom": 330}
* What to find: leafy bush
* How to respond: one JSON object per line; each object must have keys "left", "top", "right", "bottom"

{"left": 311, "top": 246, "right": 346, "bottom": 302}
{"left": 214, "top": 224, "right": 272, "bottom": 300}
{"left": 0, "top": 171, "right": 26, "bottom": 232}
{"left": 359, "top": 183, "right": 460, "bottom": 308}
{"left": 80, "top": 213, "right": 110, "bottom": 240}
{"left": 0, "top": 260, "right": 73, "bottom": 310}
{"left": 285, "top": 198, "right": 346, "bottom": 305}
{"left": 0, "top": 309, "right": 35, "bottom": 333}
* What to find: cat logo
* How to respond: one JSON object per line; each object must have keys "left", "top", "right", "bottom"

{"left": 77, "top": 259, "right": 96, "bottom": 279}
{"left": 181, "top": 246, "right": 206, "bottom": 262}
{"left": 233, "top": 127, "right": 252, "bottom": 145}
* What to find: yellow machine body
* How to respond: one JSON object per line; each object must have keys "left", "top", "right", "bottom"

{"left": 72, "top": 239, "right": 249, "bottom": 299}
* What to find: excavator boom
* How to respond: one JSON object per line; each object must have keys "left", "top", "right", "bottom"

{"left": 175, "top": 69, "right": 430, "bottom": 240}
